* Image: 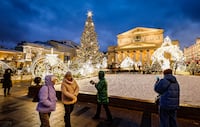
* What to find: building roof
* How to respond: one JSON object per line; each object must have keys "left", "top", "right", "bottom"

{"left": 118, "top": 27, "right": 164, "bottom": 37}
{"left": 49, "top": 40, "right": 79, "bottom": 49}
{"left": 16, "top": 40, "right": 79, "bottom": 51}
{"left": 0, "top": 48, "right": 23, "bottom": 53}
{"left": 25, "top": 41, "right": 55, "bottom": 49}
{"left": 32, "top": 41, "right": 52, "bottom": 47}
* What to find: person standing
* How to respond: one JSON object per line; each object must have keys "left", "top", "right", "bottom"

{"left": 2, "top": 68, "right": 12, "bottom": 97}
{"left": 91, "top": 71, "right": 112, "bottom": 122}
{"left": 61, "top": 71, "right": 79, "bottom": 127}
{"left": 154, "top": 69, "right": 180, "bottom": 127}
{"left": 36, "top": 75, "right": 57, "bottom": 127}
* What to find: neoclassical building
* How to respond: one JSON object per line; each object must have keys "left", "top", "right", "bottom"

{"left": 107, "top": 27, "right": 164, "bottom": 68}
{"left": 14, "top": 40, "right": 79, "bottom": 70}
{"left": 16, "top": 40, "right": 78, "bottom": 63}
{"left": 0, "top": 49, "right": 24, "bottom": 71}
{"left": 184, "top": 38, "right": 200, "bottom": 64}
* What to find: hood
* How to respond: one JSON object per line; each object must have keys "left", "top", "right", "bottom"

{"left": 45, "top": 75, "right": 54, "bottom": 86}
{"left": 164, "top": 74, "right": 177, "bottom": 83}
{"left": 98, "top": 71, "right": 105, "bottom": 80}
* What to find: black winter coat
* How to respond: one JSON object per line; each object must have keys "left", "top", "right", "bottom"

{"left": 2, "top": 73, "right": 12, "bottom": 88}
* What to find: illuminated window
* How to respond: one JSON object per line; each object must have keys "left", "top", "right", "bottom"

{"left": 135, "top": 35, "right": 141, "bottom": 42}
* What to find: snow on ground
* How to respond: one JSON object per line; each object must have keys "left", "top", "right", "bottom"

{"left": 55, "top": 73, "right": 200, "bottom": 107}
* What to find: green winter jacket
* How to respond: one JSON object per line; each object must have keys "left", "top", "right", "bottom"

{"left": 95, "top": 71, "right": 109, "bottom": 104}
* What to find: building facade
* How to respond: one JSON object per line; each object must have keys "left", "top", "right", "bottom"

{"left": 107, "top": 27, "right": 164, "bottom": 68}
{"left": 0, "top": 49, "right": 24, "bottom": 72}
{"left": 48, "top": 40, "right": 78, "bottom": 61}
{"left": 12, "top": 40, "right": 79, "bottom": 73}
{"left": 184, "top": 38, "right": 200, "bottom": 64}
{"left": 16, "top": 40, "right": 79, "bottom": 63}
{"left": 0, "top": 40, "right": 78, "bottom": 77}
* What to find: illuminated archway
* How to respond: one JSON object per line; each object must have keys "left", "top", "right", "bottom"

{"left": 151, "top": 36, "right": 185, "bottom": 71}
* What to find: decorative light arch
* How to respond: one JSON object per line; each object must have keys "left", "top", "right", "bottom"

{"left": 151, "top": 36, "right": 185, "bottom": 71}
{"left": 30, "top": 54, "right": 67, "bottom": 81}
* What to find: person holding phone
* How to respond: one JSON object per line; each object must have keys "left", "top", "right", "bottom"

{"left": 154, "top": 69, "right": 180, "bottom": 127}
{"left": 90, "top": 71, "right": 112, "bottom": 122}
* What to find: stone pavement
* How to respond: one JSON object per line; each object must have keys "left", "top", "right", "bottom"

{"left": 0, "top": 81, "right": 200, "bottom": 127}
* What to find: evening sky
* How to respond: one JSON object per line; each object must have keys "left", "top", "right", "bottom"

{"left": 0, "top": 0, "right": 200, "bottom": 51}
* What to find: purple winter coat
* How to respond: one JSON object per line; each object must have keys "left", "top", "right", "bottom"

{"left": 36, "top": 75, "right": 57, "bottom": 113}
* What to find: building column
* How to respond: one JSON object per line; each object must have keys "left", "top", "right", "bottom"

{"left": 127, "top": 51, "right": 130, "bottom": 57}
{"left": 122, "top": 51, "right": 125, "bottom": 61}
{"left": 133, "top": 51, "right": 136, "bottom": 61}
{"left": 147, "top": 50, "right": 150, "bottom": 64}
{"left": 118, "top": 52, "right": 122, "bottom": 63}
{"left": 115, "top": 52, "right": 118, "bottom": 63}
{"left": 140, "top": 50, "right": 143, "bottom": 62}
{"left": 25, "top": 47, "right": 32, "bottom": 61}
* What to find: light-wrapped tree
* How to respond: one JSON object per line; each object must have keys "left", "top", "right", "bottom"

{"left": 151, "top": 60, "right": 162, "bottom": 73}
{"left": 70, "top": 11, "right": 103, "bottom": 76}
{"left": 76, "top": 11, "right": 103, "bottom": 65}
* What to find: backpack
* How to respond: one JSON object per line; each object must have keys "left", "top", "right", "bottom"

{"left": 32, "top": 86, "right": 42, "bottom": 102}
{"left": 32, "top": 93, "right": 39, "bottom": 102}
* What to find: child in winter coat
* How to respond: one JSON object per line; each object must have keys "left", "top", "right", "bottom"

{"left": 36, "top": 75, "right": 57, "bottom": 127}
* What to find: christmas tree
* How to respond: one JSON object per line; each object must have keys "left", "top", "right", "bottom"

{"left": 187, "top": 61, "right": 198, "bottom": 75}
{"left": 151, "top": 60, "right": 162, "bottom": 73}
{"left": 76, "top": 11, "right": 103, "bottom": 64}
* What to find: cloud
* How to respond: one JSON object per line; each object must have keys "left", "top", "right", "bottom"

{"left": 180, "top": 0, "right": 200, "bottom": 22}
{"left": 0, "top": 0, "right": 199, "bottom": 51}
{"left": 165, "top": 21, "right": 200, "bottom": 48}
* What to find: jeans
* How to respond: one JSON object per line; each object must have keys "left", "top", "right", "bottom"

{"left": 94, "top": 103, "right": 112, "bottom": 120}
{"left": 64, "top": 104, "right": 74, "bottom": 127}
{"left": 39, "top": 112, "right": 51, "bottom": 127}
{"left": 159, "top": 107, "right": 178, "bottom": 127}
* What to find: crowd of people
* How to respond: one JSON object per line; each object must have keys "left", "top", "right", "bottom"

{"left": 2, "top": 68, "right": 180, "bottom": 127}
{"left": 35, "top": 70, "right": 113, "bottom": 127}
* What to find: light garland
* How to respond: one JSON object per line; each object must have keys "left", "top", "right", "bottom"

{"left": 151, "top": 36, "right": 185, "bottom": 71}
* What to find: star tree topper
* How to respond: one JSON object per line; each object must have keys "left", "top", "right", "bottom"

{"left": 87, "top": 11, "right": 93, "bottom": 17}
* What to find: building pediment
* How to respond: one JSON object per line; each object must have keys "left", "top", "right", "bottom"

{"left": 117, "top": 27, "right": 163, "bottom": 47}
{"left": 118, "top": 27, "right": 163, "bottom": 37}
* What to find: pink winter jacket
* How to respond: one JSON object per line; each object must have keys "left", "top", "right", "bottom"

{"left": 61, "top": 78, "right": 79, "bottom": 105}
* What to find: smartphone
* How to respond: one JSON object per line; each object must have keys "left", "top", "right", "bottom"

{"left": 156, "top": 76, "right": 159, "bottom": 81}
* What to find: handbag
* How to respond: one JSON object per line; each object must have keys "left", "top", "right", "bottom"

{"left": 32, "top": 93, "right": 39, "bottom": 102}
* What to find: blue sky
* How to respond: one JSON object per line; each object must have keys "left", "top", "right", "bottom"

{"left": 0, "top": 0, "right": 200, "bottom": 51}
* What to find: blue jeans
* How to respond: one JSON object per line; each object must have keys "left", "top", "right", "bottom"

{"left": 159, "top": 107, "right": 178, "bottom": 127}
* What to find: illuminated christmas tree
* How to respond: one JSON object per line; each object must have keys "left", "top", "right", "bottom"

{"left": 151, "top": 60, "right": 162, "bottom": 73}
{"left": 76, "top": 11, "right": 103, "bottom": 64}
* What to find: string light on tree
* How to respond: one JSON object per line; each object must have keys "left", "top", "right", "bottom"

{"left": 76, "top": 10, "right": 103, "bottom": 64}
{"left": 70, "top": 10, "right": 104, "bottom": 77}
